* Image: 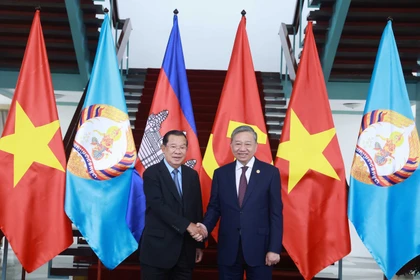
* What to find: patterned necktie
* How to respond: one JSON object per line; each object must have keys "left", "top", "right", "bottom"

{"left": 238, "top": 166, "right": 248, "bottom": 207}
{"left": 172, "top": 169, "right": 182, "bottom": 198}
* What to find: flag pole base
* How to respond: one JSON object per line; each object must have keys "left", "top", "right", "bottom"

{"left": 97, "top": 260, "right": 102, "bottom": 280}
{"left": 1, "top": 238, "right": 8, "bottom": 280}
{"left": 20, "top": 267, "right": 25, "bottom": 280}
{"left": 338, "top": 259, "right": 343, "bottom": 280}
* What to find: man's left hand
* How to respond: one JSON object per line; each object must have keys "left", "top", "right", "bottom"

{"left": 265, "top": 252, "right": 280, "bottom": 266}
{"left": 195, "top": 248, "right": 203, "bottom": 263}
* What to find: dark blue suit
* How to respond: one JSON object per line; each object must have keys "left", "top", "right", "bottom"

{"left": 203, "top": 158, "right": 283, "bottom": 278}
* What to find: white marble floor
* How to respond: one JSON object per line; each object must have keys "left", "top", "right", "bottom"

{"left": 0, "top": 240, "right": 419, "bottom": 280}
{"left": 316, "top": 256, "right": 420, "bottom": 280}
{"left": 0, "top": 240, "right": 74, "bottom": 280}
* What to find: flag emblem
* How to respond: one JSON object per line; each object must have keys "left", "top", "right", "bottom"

{"left": 351, "top": 109, "right": 419, "bottom": 187}
{"left": 68, "top": 104, "right": 136, "bottom": 180}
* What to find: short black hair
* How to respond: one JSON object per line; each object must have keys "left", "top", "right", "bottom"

{"left": 162, "top": 130, "right": 188, "bottom": 146}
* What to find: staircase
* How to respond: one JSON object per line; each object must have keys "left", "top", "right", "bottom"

{"left": 85, "top": 68, "right": 334, "bottom": 279}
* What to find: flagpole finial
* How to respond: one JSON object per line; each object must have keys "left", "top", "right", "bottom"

{"left": 387, "top": 16, "right": 393, "bottom": 22}
{"left": 35, "top": 6, "right": 41, "bottom": 11}
{"left": 173, "top": 9, "right": 179, "bottom": 15}
{"left": 241, "top": 10, "right": 246, "bottom": 16}
{"left": 104, "top": 7, "right": 109, "bottom": 13}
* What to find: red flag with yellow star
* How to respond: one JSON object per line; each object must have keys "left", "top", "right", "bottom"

{"left": 0, "top": 10, "right": 72, "bottom": 272}
{"left": 200, "top": 14, "right": 272, "bottom": 241}
{"left": 274, "top": 22, "right": 350, "bottom": 279}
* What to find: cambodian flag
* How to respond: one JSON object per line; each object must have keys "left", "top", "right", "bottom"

{"left": 135, "top": 13, "right": 202, "bottom": 176}
{"left": 128, "top": 13, "right": 201, "bottom": 242}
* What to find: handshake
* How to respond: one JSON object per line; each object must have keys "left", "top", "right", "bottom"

{"left": 186, "top": 222, "right": 208, "bottom": 242}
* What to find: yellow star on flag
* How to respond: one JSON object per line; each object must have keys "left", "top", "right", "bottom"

{"left": 0, "top": 102, "right": 64, "bottom": 187}
{"left": 277, "top": 109, "right": 340, "bottom": 193}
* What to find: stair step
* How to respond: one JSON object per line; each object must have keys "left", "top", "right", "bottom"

{"left": 140, "top": 94, "right": 224, "bottom": 103}
{"left": 264, "top": 88, "right": 285, "bottom": 94}
{"left": 264, "top": 91, "right": 286, "bottom": 98}
{"left": 124, "top": 78, "right": 147, "bottom": 85}
{"left": 139, "top": 87, "right": 261, "bottom": 96}
{"left": 125, "top": 68, "right": 148, "bottom": 75}
{"left": 127, "top": 107, "right": 138, "bottom": 113}
{"left": 262, "top": 83, "right": 283, "bottom": 89}
{"left": 265, "top": 102, "right": 287, "bottom": 108}
{"left": 267, "top": 120, "right": 284, "bottom": 126}
{"left": 124, "top": 84, "right": 144, "bottom": 89}
{"left": 265, "top": 95, "right": 286, "bottom": 100}
{"left": 269, "top": 129, "right": 283, "bottom": 135}
{"left": 126, "top": 103, "right": 139, "bottom": 108}
{"left": 125, "top": 94, "right": 142, "bottom": 102}
{"left": 124, "top": 86, "right": 144, "bottom": 93}
{"left": 266, "top": 107, "right": 287, "bottom": 113}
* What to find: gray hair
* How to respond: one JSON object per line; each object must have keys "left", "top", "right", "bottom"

{"left": 231, "top": 125, "right": 258, "bottom": 143}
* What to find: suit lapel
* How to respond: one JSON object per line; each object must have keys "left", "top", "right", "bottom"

{"left": 181, "top": 165, "right": 190, "bottom": 208}
{"left": 242, "top": 158, "right": 262, "bottom": 208}
{"left": 159, "top": 161, "right": 183, "bottom": 205}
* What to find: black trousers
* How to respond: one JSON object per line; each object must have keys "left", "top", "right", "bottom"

{"left": 141, "top": 244, "right": 192, "bottom": 280}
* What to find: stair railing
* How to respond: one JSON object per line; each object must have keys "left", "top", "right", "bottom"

{"left": 277, "top": 1, "right": 344, "bottom": 279}
{"left": 278, "top": 0, "right": 320, "bottom": 86}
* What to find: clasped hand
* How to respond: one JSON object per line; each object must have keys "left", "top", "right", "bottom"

{"left": 186, "top": 222, "right": 208, "bottom": 242}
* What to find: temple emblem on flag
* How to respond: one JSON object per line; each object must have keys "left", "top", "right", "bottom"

{"left": 68, "top": 104, "right": 136, "bottom": 181}
{"left": 139, "top": 109, "right": 197, "bottom": 170}
{"left": 351, "top": 109, "right": 419, "bottom": 187}
{"left": 138, "top": 110, "right": 168, "bottom": 168}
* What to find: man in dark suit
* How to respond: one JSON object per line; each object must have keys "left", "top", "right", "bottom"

{"left": 198, "top": 125, "right": 283, "bottom": 280}
{"left": 140, "top": 130, "right": 204, "bottom": 280}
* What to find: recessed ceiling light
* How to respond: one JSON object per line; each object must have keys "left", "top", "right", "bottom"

{"left": 343, "top": 102, "right": 362, "bottom": 109}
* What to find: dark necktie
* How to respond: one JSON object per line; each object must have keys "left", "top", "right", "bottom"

{"left": 238, "top": 166, "right": 248, "bottom": 207}
{"left": 172, "top": 169, "right": 182, "bottom": 198}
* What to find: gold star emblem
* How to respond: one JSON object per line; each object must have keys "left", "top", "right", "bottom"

{"left": 0, "top": 102, "right": 65, "bottom": 187}
{"left": 277, "top": 109, "right": 340, "bottom": 193}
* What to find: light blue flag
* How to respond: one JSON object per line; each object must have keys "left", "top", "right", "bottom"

{"left": 65, "top": 14, "right": 138, "bottom": 269}
{"left": 348, "top": 20, "right": 420, "bottom": 279}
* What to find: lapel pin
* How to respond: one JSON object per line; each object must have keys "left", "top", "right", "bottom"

{"left": 256, "top": 170, "right": 260, "bottom": 174}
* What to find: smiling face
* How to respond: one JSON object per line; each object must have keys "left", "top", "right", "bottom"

{"left": 230, "top": 131, "right": 258, "bottom": 165}
{"left": 161, "top": 134, "right": 188, "bottom": 169}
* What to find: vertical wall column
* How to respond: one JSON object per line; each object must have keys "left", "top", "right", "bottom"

{"left": 321, "top": 0, "right": 351, "bottom": 82}
{"left": 65, "top": 0, "right": 91, "bottom": 85}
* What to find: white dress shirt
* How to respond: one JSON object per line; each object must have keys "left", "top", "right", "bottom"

{"left": 235, "top": 156, "right": 255, "bottom": 195}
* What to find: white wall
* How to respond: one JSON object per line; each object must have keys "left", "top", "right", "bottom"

{"left": 57, "top": 105, "right": 78, "bottom": 136}
{"left": 118, "top": 0, "right": 293, "bottom": 72}
{"left": 333, "top": 113, "right": 373, "bottom": 258}
{"left": 0, "top": 93, "right": 77, "bottom": 137}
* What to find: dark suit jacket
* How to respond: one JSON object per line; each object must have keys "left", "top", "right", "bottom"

{"left": 203, "top": 158, "right": 283, "bottom": 267}
{"left": 139, "top": 160, "right": 204, "bottom": 269}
